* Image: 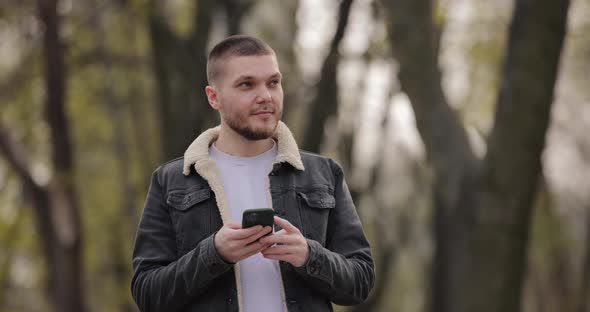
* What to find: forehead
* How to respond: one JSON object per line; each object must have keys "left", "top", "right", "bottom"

{"left": 221, "top": 54, "right": 280, "bottom": 80}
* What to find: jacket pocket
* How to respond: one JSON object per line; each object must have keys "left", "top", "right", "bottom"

{"left": 166, "top": 188, "right": 211, "bottom": 210}
{"left": 166, "top": 187, "right": 212, "bottom": 255}
{"left": 297, "top": 187, "right": 335, "bottom": 246}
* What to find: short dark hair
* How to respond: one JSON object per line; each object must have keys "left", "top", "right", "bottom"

{"left": 207, "top": 35, "right": 275, "bottom": 84}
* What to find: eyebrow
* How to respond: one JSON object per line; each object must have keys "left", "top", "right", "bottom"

{"left": 232, "top": 72, "right": 282, "bottom": 84}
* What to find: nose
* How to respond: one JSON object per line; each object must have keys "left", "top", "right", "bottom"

{"left": 256, "top": 86, "right": 272, "bottom": 103}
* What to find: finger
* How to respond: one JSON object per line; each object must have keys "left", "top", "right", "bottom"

{"left": 262, "top": 253, "right": 298, "bottom": 264}
{"left": 239, "top": 240, "right": 269, "bottom": 259}
{"left": 273, "top": 229, "right": 286, "bottom": 235}
{"left": 259, "top": 228, "right": 286, "bottom": 239}
{"left": 259, "top": 233, "right": 300, "bottom": 245}
{"left": 261, "top": 245, "right": 292, "bottom": 256}
{"left": 243, "top": 226, "right": 273, "bottom": 245}
{"left": 273, "top": 216, "right": 300, "bottom": 234}
{"left": 227, "top": 225, "right": 264, "bottom": 240}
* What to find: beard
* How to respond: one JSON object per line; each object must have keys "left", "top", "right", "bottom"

{"left": 223, "top": 109, "right": 281, "bottom": 141}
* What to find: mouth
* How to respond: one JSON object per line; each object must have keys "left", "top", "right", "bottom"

{"left": 252, "top": 111, "right": 274, "bottom": 117}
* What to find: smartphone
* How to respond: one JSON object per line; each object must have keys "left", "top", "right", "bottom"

{"left": 242, "top": 208, "right": 274, "bottom": 229}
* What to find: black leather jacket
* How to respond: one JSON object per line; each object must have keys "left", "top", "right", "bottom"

{"left": 131, "top": 125, "right": 374, "bottom": 312}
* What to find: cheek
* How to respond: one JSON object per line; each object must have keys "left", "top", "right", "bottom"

{"left": 219, "top": 95, "right": 244, "bottom": 113}
{"left": 272, "top": 89, "right": 284, "bottom": 103}
{"left": 228, "top": 103, "right": 252, "bottom": 121}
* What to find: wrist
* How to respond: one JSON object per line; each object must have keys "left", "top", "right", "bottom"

{"left": 213, "top": 231, "right": 234, "bottom": 264}
{"left": 294, "top": 241, "right": 311, "bottom": 268}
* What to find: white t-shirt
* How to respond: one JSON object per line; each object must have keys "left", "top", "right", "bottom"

{"left": 209, "top": 141, "right": 284, "bottom": 312}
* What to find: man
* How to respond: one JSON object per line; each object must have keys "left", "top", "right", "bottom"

{"left": 131, "top": 35, "right": 374, "bottom": 312}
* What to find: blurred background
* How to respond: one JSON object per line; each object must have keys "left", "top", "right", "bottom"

{"left": 0, "top": 0, "right": 588, "bottom": 311}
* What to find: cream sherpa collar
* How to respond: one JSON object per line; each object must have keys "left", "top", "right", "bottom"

{"left": 182, "top": 121, "right": 305, "bottom": 176}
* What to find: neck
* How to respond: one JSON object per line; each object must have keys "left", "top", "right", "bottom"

{"left": 214, "top": 125, "right": 275, "bottom": 157}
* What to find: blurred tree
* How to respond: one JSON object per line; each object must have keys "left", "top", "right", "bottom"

{"left": 301, "top": 0, "right": 353, "bottom": 153}
{"left": 220, "top": 0, "right": 256, "bottom": 35}
{"left": 0, "top": 0, "right": 85, "bottom": 311}
{"left": 381, "top": 1, "right": 570, "bottom": 312}
{"left": 523, "top": 176, "right": 575, "bottom": 312}
{"left": 147, "top": 0, "right": 215, "bottom": 161}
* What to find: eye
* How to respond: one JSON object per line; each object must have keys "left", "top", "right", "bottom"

{"left": 269, "top": 79, "right": 280, "bottom": 87}
{"left": 238, "top": 81, "right": 253, "bottom": 88}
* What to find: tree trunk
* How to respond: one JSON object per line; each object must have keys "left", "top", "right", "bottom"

{"left": 301, "top": 0, "right": 354, "bottom": 153}
{"left": 36, "top": 1, "right": 86, "bottom": 311}
{"left": 469, "top": 1, "right": 569, "bottom": 311}
{"left": 380, "top": 1, "right": 475, "bottom": 311}
{"left": 147, "top": 0, "right": 216, "bottom": 161}
{"left": 382, "top": 0, "right": 570, "bottom": 311}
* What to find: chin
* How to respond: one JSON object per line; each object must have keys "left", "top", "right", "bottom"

{"left": 253, "top": 117, "right": 278, "bottom": 129}
{"left": 253, "top": 126, "right": 276, "bottom": 138}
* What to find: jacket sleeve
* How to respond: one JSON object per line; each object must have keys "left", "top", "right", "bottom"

{"left": 294, "top": 160, "right": 375, "bottom": 305}
{"left": 131, "top": 169, "right": 233, "bottom": 312}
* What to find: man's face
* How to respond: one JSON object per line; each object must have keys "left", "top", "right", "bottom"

{"left": 207, "top": 54, "right": 283, "bottom": 141}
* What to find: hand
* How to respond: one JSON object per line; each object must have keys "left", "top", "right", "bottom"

{"left": 260, "top": 216, "right": 309, "bottom": 267}
{"left": 214, "top": 221, "right": 273, "bottom": 263}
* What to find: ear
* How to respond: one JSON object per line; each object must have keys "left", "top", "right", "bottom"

{"left": 205, "top": 85, "right": 220, "bottom": 110}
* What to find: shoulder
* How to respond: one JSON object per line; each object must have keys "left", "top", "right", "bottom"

{"left": 152, "top": 157, "right": 203, "bottom": 188}
{"left": 155, "top": 157, "right": 185, "bottom": 176}
{"left": 298, "top": 150, "right": 344, "bottom": 177}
